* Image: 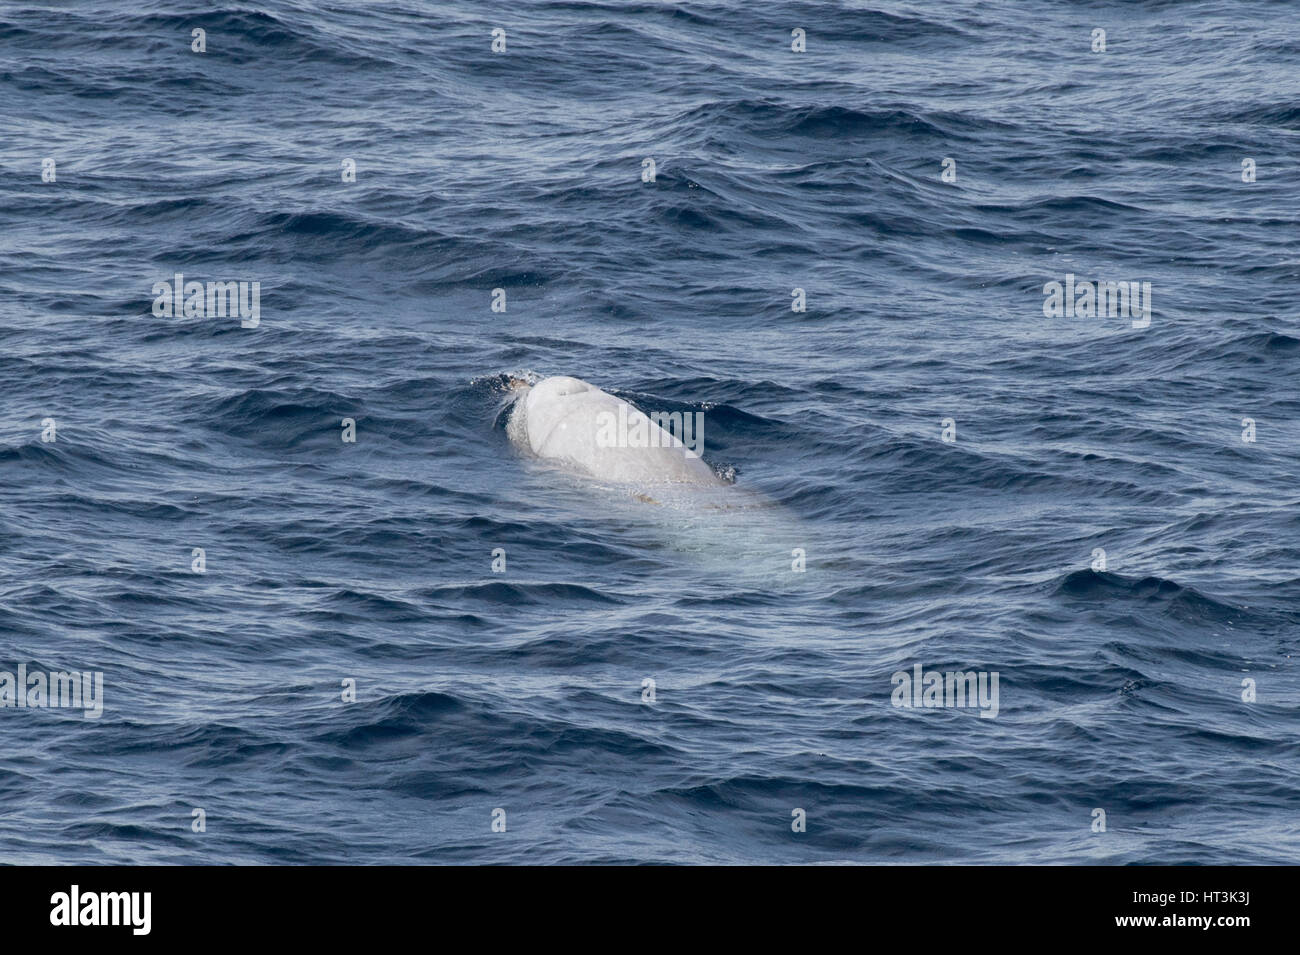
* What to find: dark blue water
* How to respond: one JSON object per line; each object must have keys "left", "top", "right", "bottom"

{"left": 1, "top": 1, "right": 1297, "bottom": 864}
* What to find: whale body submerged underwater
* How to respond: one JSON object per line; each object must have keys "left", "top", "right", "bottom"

{"left": 501, "top": 374, "right": 801, "bottom": 572}
{"left": 506, "top": 375, "right": 728, "bottom": 487}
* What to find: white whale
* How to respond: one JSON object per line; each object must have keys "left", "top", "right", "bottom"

{"left": 507, "top": 375, "right": 726, "bottom": 487}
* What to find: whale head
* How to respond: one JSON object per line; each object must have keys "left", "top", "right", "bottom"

{"left": 506, "top": 374, "right": 726, "bottom": 488}
{"left": 524, "top": 374, "right": 591, "bottom": 406}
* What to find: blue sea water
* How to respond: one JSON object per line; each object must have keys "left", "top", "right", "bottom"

{"left": 1, "top": 0, "right": 1298, "bottom": 865}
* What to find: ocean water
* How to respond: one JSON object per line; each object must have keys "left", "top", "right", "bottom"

{"left": 1, "top": 0, "right": 1297, "bottom": 865}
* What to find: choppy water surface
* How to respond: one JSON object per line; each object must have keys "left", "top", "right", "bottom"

{"left": 0, "top": 1, "right": 1297, "bottom": 863}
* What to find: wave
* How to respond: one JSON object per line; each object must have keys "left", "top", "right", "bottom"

{"left": 1051, "top": 570, "right": 1260, "bottom": 626}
